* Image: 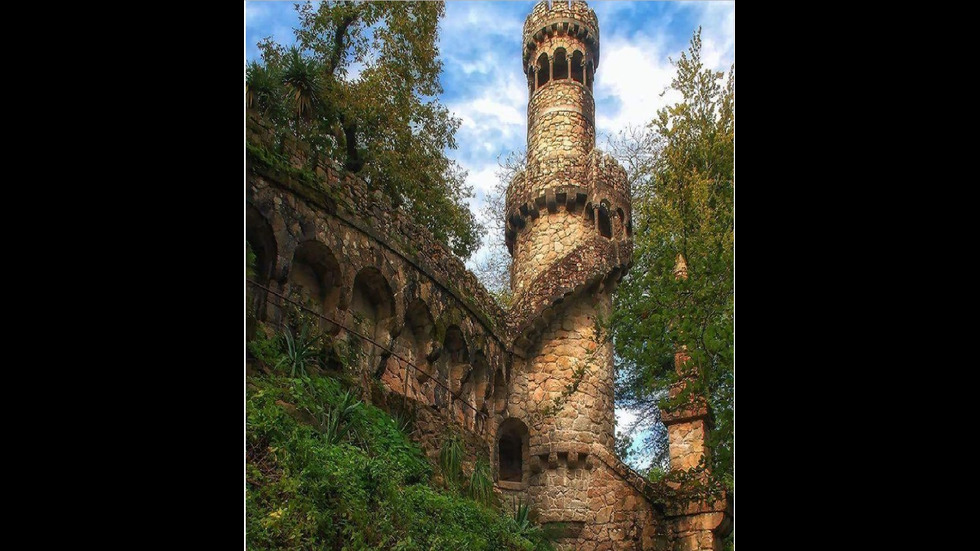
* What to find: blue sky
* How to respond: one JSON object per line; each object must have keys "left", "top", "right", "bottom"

{"left": 246, "top": 0, "right": 734, "bottom": 469}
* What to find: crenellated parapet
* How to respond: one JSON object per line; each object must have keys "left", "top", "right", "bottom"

{"left": 505, "top": 148, "right": 631, "bottom": 255}
{"left": 523, "top": 0, "right": 599, "bottom": 75}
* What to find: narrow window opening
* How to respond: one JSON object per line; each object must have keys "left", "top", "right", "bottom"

{"left": 537, "top": 53, "right": 550, "bottom": 88}
{"left": 553, "top": 49, "right": 568, "bottom": 80}
{"left": 499, "top": 432, "right": 522, "bottom": 481}
{"left": 598, "top": 207, "right": 612, "bottom": 238}
{"left": 571, "top": 51, "right": 584, "bottom": 83}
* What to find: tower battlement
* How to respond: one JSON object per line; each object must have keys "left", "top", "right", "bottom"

{"left": 505, "top": 149, "right": 631, "bottom": 254}
{"left": 523, "top": 0, "right": 599, "bottom": 73}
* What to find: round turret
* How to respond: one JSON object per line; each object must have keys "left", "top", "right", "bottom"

{"left": 521, "top": 0, "right": 599, "bottom": 198}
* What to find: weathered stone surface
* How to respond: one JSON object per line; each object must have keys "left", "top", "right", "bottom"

{"left": 246, "top": 2, "right": 731, "bottom": 549}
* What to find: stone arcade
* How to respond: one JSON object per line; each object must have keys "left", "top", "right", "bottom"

{"left": 246, "top": 1, "right": 731, "bottom": 549}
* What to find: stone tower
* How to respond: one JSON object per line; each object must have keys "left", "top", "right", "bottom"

{"left": 501, "top": 0, "right": 633, "bottom": 535}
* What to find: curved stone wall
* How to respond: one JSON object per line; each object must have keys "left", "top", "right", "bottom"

{"left": 247, "top": 115, "right": 509, "bottom": 451}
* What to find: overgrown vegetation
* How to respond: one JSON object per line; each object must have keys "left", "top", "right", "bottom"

{"left": 611, "top": 29, "right": 734, "bottom": 482}
{"left": 247, "top": 324, "right": 555, "bottom": 550}
{"left": 439, "top": 432, "right": 464, "bottom": 489}
{"left": 469, "top": 459, "right": 493, "bottom": 507}
{"left": 246, "top": 1, "right": 481, "bottom": 259}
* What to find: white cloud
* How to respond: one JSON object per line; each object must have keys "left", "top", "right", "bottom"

{"left": 453, "top": 93, "right": 525, "bottom": 130}
{"left": 594, "top": 5, "right": 734, "bottom": 140}
{"left": 466, "top": 163, "right": 502, "bottom": 195}
{"left": 594, "top": 35, "right": 681, "bottom": 137}
{"left": 690, "top": 2, "right": 736, "bottom": 72}
{"left": 616, "top": 407, "right": 639, "bottom": 433}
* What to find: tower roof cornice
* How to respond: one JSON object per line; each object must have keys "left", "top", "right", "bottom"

{"left": 522, "top": 0, "right": 599, "bottom": 71}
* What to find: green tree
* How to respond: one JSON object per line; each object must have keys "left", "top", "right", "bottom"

{"left": 612, "top": 29, "right": 734, "bottom": 479}
{"left": 246, "top": 1, "right": 481, "bottom": 258}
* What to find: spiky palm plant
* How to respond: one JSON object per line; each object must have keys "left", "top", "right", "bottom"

{"left": 323, "top": 389, "right": 363, "bottom": 445}
{"left": 246, "top": 61, "right": 280, "bottom": 113}
{"left": 281, "top": 47, "right": 320, "bottom": 135}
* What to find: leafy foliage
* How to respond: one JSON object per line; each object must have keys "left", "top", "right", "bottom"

{"left": 247, "top": 370, "right": 555, "bottom": 550}
{"left": 246, "top": 1, "right": 482, "bottom": 258}
{"left": 247, "top": 322, "right": 556, "bottom": 550}
{"left": 611, "top": 29, "right": 734, "bottom": 479}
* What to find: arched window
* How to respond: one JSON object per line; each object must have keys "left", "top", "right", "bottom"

{"left": 586, "top": 60, "right": 594, "bottom": 91}
{"left": 537, "top": 53, "right": 550, "bottom": 88}
{"left": 616, "top": 208, "right": 626, "bottom": 239}
{"left": 288, "top": 241, "right": 341, "bottom": 330}
{"left": 553, "top": 48, "right": 568, "bottom": 80}
{"left": 571, "top": 51, "right": 584, "bottom": 83}
{"left": 351, "top": 267, "right": 396, "bottom": 375}
{"left": 497, "top": 418, "right": 529, "bottom": 485}
{"left": 246, "top": 205, "right": 278, "bottom": 324}
{"left": 598, "top": 205, "right": 612, "bottom": 238}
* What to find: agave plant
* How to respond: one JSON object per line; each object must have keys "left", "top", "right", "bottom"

{"left": 439, "top": 432, "right": 463, "bottom": 489}
{"left": 468, "top": 459, "right": 493, "bottom": 506}
{"left": 322, "top": 389, "right": 363, "bottom": 445}
{"left": 512, "top": 497, "right": 533, "bottom": 533}
{"left": 277, "top": 323, "right": 319, "bottom": 377}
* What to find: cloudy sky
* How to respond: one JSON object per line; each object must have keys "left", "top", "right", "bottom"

{"left": 246, "top": 0, "right": 734, "bottom": 469}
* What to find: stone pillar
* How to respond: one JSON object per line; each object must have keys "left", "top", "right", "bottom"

{"left": 660, "top": 252, "right": 732, "bottom": 550}
{"left": 660, "top": 348, "right": 711, "bottom": 472}
{"left": 661, "top": 255, "right": 709, "bottom": 472}
{"left": 667, "top": 499, "right": 732, "bottom": 551}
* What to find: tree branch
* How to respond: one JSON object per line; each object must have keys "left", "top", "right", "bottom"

{"left": 328, "top": 12, "right": 358, "bottom": 77}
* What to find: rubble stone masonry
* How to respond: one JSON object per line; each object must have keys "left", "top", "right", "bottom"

{"left": 246, "top": 1, "right": 730, "bottom": 549}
